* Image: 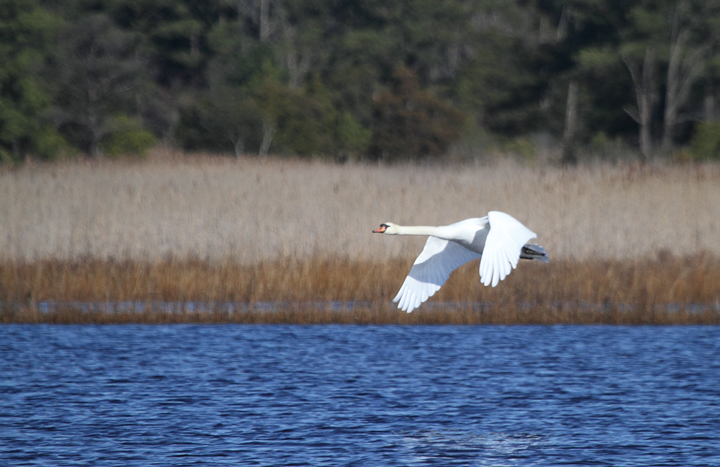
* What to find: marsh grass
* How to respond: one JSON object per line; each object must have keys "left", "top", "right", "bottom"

{"left": 2, "top": 151, "right": 720, "bottom": 324}
{"left": 2, "top": 254, "right": 718, "bottom": 324}
{"left": 2, "top": 149, "right": 720, "bottom": 263}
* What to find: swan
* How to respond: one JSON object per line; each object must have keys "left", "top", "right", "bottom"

{"left": 373, "top": 211, "right": 549, "bottom": 313}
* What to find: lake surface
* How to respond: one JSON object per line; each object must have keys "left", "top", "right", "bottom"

{"left": 1, "top": 325, "right": 719, "bottom": 466}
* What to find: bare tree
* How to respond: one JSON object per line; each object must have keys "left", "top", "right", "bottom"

{"left": 704, "top": 75, "right": 717, "bottom": 121}
{"left": 562, "top": 80, "right": 579, "bottom": 163}
{"left": 282, "top": 21, "right": 311, "bottom": 88}
{"left": 662, "top": 0, "right": 718, "bottom": 151}
{"left": 557, "top": 5, "right": 580, "bottom": 164}
{"left": 259, "top": 118, "right": 275, "bottom": 157}
{"left": 623, "top": 46, "right": 657, "bottom": 161}
{"left": 225, "top": 0, "right": 276, "bottom": 41}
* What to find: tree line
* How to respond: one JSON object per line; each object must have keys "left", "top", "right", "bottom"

{"left": 3, "top": 0, "right": 720, "bottom": 163}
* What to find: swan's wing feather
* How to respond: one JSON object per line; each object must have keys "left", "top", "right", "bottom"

{"left": 393, "top": 236, "right": 480, "bottom": 313}
{"left": 479, "top": 211, "right": 536, "bottom": 287}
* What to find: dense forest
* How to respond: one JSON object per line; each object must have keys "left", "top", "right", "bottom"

{"left": 3, "top": 0, "right": 720, "bottom": 163}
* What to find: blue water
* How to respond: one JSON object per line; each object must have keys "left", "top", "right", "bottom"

{"left": 1, "top": 325, "right": 719, "bottom": 466}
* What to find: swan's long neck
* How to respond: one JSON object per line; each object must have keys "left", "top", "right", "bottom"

{"left": 391, "top": 225, "right": 451, "bottom": 238}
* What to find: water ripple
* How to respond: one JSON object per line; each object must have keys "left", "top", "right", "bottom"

{"left": 1, "top": 325, "right": 720, "bottom": 466}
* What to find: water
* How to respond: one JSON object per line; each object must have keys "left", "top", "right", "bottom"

{"left": 1, "top": 325, "right": 719, "bottom": 466}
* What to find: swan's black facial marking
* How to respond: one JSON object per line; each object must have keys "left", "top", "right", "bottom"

{"left": 373, "top": 224, "right": 389, "bottom": 233}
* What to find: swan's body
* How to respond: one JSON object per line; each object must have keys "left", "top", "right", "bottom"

{"left": 373, "top": 211, "right": 549, "bottom": 313}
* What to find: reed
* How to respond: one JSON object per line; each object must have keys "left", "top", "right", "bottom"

{"left": 2, "top": 151, "right": 719, "bottom": 324}
{"left": 1, "top": 254, "right": 718, "bottom": 324}
{"left": 2, "top": 149, "right": 719, "bottom": 264}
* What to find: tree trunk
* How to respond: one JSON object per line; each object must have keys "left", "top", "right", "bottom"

{"left": 260, "top": 0, "right": 270, "bottom": 41}
{"left": 640, "top": 47, "right": 656, "bottom": 161}
{"left": 231, "top": 134, "right": 244, "bottom": 158}
{"left": 662, "top": 43, "right": 705, "bottom": 152}
{"left": 283, "top": 22, "right": 311, "bottom": 89}
{"left": 87, "top": 84, "right": 102, "bottom": 158}
{"left": 704, "top": 76, "right": 716, "bottom": 121}
{"left": 623, "top": 46, "right": 656, "bottom": 162}
{"left": 561, "top": 79, "right": 579, "bottom": 165}
{"left": 259, "top": 119, "right": 275, "bottom": 157}
{"left": 662, "top": 0, "right": 710, "bottom": 152}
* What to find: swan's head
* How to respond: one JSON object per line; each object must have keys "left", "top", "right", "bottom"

{"left": 373, "top": 222, "right": 399, "bottom": 234}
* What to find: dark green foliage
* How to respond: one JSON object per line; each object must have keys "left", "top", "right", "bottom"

{"left": 51, "top": 13, "right": 147, "bottom": 157}
{"left": 176, "top": 91, "right": 264, "bottom": 155}
{"left": 690, "top": 121, "right": 720, "bottom": 160}
{"left": 100, "top": 115, "right": 155, "bottom": 157}
{"left": 3, "top": 0, "right": 720, "bottom": 161}
{"left": 0, "top": 0, "right": 62, "bottom": 162}
{"left": 370, "top": 67, "right": 463, "bottom": 161}
{"left": 455, "top": 27, "right": 554, "bottom": 137}
{"left": 263, "top": 76, "right": 368, "bottom": 157}
{"left": 178, "top": 73, "right": 370, "bottom": 158}
{"left": 109, "top": 0, "right": 222, "bottom": 87}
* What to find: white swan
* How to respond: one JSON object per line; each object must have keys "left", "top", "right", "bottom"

{"left": 373, "top": 211, "right": 549, "bottom": 313}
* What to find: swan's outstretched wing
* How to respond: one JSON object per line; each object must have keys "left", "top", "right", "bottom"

{"left": 394, "top": 237, "right": 481, "bottom": 313}
{"left": 479, "top": 211, "right": 536, "bottom": 287}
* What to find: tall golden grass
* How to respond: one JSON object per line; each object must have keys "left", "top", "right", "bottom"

{"left": 3, "top": 148, "right": 719, "bottom": 263}
{"left": 1, "top": 254, "right": 718, "bottom": 324}
{"left": 2, "top": 149, "right": 719, "bottom": 323}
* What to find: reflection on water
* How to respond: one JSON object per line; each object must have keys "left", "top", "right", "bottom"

{"left": 1, "top": 325, "right": 719, "bottom": 466}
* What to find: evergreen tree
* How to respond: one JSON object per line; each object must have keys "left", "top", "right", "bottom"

{"left": 3, "top": 0, "right": 720, "bottom": 162}
{"left": 0, "top": 0, "right": 63, "bottom": 161}
{"left": 48, "top": 13, "right": 148, "bottom": 157}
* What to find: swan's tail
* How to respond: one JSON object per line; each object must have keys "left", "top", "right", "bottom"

{"left": 520, "top": 243, "right": 550, "bottom": 263}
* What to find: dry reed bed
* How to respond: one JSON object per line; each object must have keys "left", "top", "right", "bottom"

{"left": 2, "top": 149, "right": 719, "bottom": 263}
{"left": 2, "top": 151, "right": 720, "bottom": 323}
{"left": 2, "top": 254, "right": 719, "bottom": 324}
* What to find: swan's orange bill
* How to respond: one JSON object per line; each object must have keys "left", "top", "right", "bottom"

{"left": 373, "top": 225, "right": 387, "bottom": 233}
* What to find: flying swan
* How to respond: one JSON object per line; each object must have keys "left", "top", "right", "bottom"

{"left": 373, "top": 212, "right": 549, "bottom": 313}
